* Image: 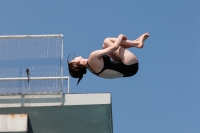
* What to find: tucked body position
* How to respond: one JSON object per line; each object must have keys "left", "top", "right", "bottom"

{"left": 68, "top": 33, "right": 149, "bottom": 85}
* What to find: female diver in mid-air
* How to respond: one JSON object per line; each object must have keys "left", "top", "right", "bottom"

{"left": 68, "top": 32, "right": 149, "bottom": 85}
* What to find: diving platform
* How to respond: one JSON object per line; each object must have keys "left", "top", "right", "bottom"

{"left": 0, "top": 93, "right": 113, "bottom": 133}
{"left": 0, "top": 34, "right": 113, "bottom": 133}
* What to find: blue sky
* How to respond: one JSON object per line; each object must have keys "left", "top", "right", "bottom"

{"left": 0, "top": 0, "right": 199, "bottom": 133}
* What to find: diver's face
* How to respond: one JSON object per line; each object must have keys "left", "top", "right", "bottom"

{"left": 71, "top": 56, "right": 83, "bottom": 63}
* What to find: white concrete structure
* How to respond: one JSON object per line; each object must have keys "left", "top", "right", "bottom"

{"left": 0, "top": 93, "right": 113, "bottom": 133}
{"left": 0, "top": 114, "right": 28, "bottom": 132}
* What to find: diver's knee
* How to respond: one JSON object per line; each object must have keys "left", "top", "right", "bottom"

{"left": 104, "top": 38, "right": 111, "bottom": 45}
{"left": 102, "top": 44, "right": 106, "bottom": 49}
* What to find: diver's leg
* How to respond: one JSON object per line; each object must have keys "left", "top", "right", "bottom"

{"left": 105, "top": 32, "right": 149, "bottom": 49}
{"left": 102, "top": 33, "right": 149, "bottom": 64}
{"left": 103, "top": 43, "right": 138, "bottom": 65}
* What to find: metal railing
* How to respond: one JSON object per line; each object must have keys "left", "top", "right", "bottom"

{"left": 0, "top": 76, "right": 70, "bottom": 95}
{"left": 0, "top": 34, "right": 69, "bottom": 95}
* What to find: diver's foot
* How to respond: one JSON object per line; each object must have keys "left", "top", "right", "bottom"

{"left": 135, "top": 32, "right": 149, "bottom": 48}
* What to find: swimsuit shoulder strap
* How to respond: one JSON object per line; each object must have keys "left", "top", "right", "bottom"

{"left": 87, "top": 60, "right": 105, "bottom": 76}
{"left": 87, "top": 62, "right": 98, "bottom": 75}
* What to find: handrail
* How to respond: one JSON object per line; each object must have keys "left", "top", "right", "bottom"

{"left": 0, "top": 34, "right": 63, "bottom": 38}
{"left": 0, "top": 76, "right": 70, "bottom": 94}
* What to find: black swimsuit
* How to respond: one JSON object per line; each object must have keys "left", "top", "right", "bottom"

{"left": 87, "top": 55, "right": 138, "bottom": 77}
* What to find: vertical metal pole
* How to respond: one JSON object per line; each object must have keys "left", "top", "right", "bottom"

{"left": 68, "top": 77, "right": 70, "bottom": 93}
{"left": 60, "top": 35, "right": 64, "bottom": 94}
{"left": 60, "top": 36, "right": 64, "bottom": 106}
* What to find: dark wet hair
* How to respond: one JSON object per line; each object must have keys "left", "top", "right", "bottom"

{"left": 67, "top": 53, "right": 87, "bottom": 86}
